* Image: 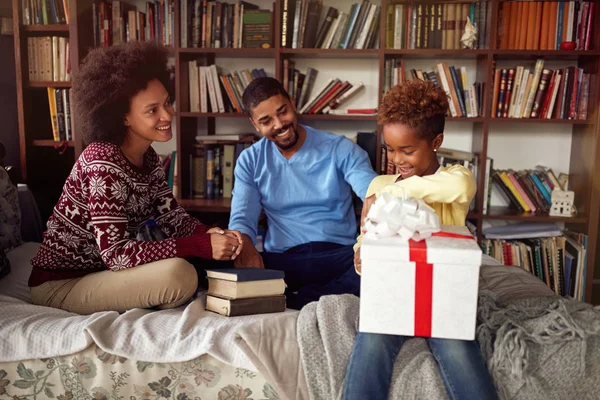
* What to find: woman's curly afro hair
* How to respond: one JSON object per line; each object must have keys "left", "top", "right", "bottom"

{"left": 378, "top": 79, "right": 449, "bottom": 142}
{"left": 71, "top": 41, "right": 172, "bottom": 145}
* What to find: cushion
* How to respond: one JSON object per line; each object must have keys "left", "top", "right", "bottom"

{"left": 0, "top": 242, "right": 41, "bottom": 303}
{"left": 0, "top": 250, "right": 9, "bottom": 280}
{"left": 0, "top": 166, "right": 21, "bottom": 280}
{"left": 0, "top": 166, "right": 21, "bottom": 249}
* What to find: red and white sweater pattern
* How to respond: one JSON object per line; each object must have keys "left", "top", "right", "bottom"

{"left": 29, "top": 142, "right": 211, "bottom": 286}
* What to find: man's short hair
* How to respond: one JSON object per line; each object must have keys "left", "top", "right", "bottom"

{"left": 242, "top": 77, "right": 290, "bottom": 115}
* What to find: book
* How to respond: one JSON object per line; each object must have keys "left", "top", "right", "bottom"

{"left": 206, "top": 294, "right": 286, "bottom": 316}
{"left": 207, "top": 278, "right": 286, "bottom": 299}
{"left": 205, "top": 267, "right": 285, "bottom": 282}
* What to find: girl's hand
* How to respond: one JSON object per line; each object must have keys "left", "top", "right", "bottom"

{"left": 210, "top": 232, "right": 243, "bottom": 261}
{"left": 354, "top": 247, "right": 362, "bottom": 273}
{"left": 361, "top": 194, "right": 376, "bottom": 230}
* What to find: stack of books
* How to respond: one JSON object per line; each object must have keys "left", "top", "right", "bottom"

{"left": 205, "top": 268, "right": 287, "bottom": 317}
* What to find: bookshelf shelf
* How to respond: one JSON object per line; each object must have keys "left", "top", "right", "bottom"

{"left": 22, "top": 24, "right": 69, "bottom": 33}
{"left": 299, "top": 114, "right": 377, "bottom": 121}
{"left": 177, "top": 198, "right": 232, "bottom": 213}
{"left": 489, "top": 118, "right": 592, "bottom": 125}
{"left": 31, "top": 140, "right": 74, "bottom": 148}
{"left": 178, "top": 48, "right": 276, "bottom": 58}
{"left": 28, "top": 81, "right": 72, "bottom": 88}
{"left": 180, "top": 112, "right": 247, "bottom": 118}
{"left": 384, "top": 49, "right": 488, "bottom": 58}
{"left": 447, "top": 117, "right": 486, "bottom": 123}
{"left": 280, "top": 48, "right": 380, "bottom": 58}
{"left": 483, "top": 207, "right": 587, "bottom": 224}
{"left": 180, "top": 112, "right": 377, "bottom": 121}
{"left": 492, "top": 50, "right": 600, "bottom": 60}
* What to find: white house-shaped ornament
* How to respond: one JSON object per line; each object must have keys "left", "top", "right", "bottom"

{"left": 549, "top": 190, "right": 575, "bottom": 217}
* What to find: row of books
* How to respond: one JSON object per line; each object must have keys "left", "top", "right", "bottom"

{"left": 182, "top": 0, "right": 272, "bottom": 49}
{"left": 160, "top": 151, "right": 179, "bottom": 196}
{"left": 282, "top": 63, "right": 370, "bottom": 115}
{"left": 191, "top": 134, "right": 256, "bottom": 199}
{"left": 481, "top": 232, "right": 588, "bottom": 301}
{"left": 27, "top": 36, "right": 71, "bottom": 82}
{"left": 92, "top": 0, "right": 174, "bottom": 47}
{"left": 385, "top": 60, "right": 483, "bottom": 118}
{"left": 205, "top": 268, "right": 286, "bottom": 317}
{"left": 385, "top": 2, "right": 487, "bottom": 50}
{"left": 492, "top": 60, "right": 590, "bottom": 120}
{"left": 498, "top": 1, "right": 595, "bottom": 51}
{"left": 282, "top": 63, "right": 367, "bottom": 114}
{"left": 488, "top": 167, "right": 568, "bottom": 215}
{"left": 188, "top": 63, "right": 267, "bottom": 113}
{"left": 281, "top": 0, "right": 381, "bottom": 50}
{"left": 297, "top": 77, "right": 367, "bottom": 115}
{"left": 22, "top": 0, "right": 69, "bottom": 25}
{"left": 47, "top": 88, "right": 72, "bottom": 142}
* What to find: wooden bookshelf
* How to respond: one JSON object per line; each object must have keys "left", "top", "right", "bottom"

{"left": 12, "top": 0, "right": 93, "bottom": 220}
{"left": 483, "top": 207, "right": 588, "bottom": 224}
{"left": 22, "top": 24, "right": 69, "bottom": 32}
{"left": 178, "top": 198, "right": 233, "bottom": 213}
{"left": 31, "top": 139, "right": 74, "bottom": 148}
{"left": 28, "top": 81, "right": 72, "bottom": 88}
{"left": 11, "top": 0, "right": 600, "bottom": 303}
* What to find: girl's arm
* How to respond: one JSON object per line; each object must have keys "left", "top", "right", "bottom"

{"left": 376, "top": 164, "right": 476, "bottom": 205}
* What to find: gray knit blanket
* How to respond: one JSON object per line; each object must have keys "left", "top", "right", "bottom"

{"left": 477, "top": 291, "right": 600, "bottom": 400}
{"left": 297, "top": 292, "right": 600, "bottom": 400}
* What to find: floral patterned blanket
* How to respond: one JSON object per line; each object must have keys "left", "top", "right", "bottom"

{"left": 0, "top": 344, "right": 280, "bottom": 400}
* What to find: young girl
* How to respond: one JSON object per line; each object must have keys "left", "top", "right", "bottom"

{"left": 29, "top": 41, "right": 243, "bottom": 315}
{"left": 343, "top": 80, "right": 498, "bottom": 400}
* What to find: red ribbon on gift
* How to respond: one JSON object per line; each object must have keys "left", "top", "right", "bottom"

{"left": 409, "top": 231, "right": 474, "bottom": 337}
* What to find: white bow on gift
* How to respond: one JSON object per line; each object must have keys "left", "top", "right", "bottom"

{"left": 363, "top": 192, "right": 441, "bottom": 241}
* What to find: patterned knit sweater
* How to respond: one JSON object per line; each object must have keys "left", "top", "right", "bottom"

{"left": 29, "top": 142, "right": 212, "bottom": 286}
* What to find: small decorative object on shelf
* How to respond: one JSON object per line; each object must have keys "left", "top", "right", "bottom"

{"left": 560, "top": 41, "right": 577, "bottom": 51}
{"left": 460, "top": 17, "right": 478, "bottom": 50}
{"left": 549, "top": 190, "right": 575, "bottom": 217}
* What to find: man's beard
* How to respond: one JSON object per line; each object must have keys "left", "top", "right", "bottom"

{"left": 273, "top": 124, "right": 299, "bottom": 150}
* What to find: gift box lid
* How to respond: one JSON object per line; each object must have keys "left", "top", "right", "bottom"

{"left": 361, "top": 225, "right": 482, "bottom": 265}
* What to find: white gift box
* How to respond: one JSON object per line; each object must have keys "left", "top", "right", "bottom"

{"left": 359, "top": 225, "right": 482, "bottom": 340}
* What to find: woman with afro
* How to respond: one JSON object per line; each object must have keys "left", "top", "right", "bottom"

{"left": 28, "top": 41, "right": 243, "bottom": 314}
{"left": 343, "top": 79, "right": 498, "bottom": 399}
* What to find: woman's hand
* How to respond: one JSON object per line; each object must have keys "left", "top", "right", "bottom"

{"left": 206, "top": 228, "right": 243, "bottom": 259}
{"left": 209, "top": 230, "right": 243, "bottom": 261}
{"left": 354, "top": 247, "right": 362, "bottom": 273}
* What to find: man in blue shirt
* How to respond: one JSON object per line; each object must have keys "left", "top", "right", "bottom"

{"left": 229, "top": 77, "right": 377, "bottom": 309}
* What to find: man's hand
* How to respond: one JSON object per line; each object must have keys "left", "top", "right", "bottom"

{"left": 354, "top": 246, "right": 361, "bottom": 273}
{"left": 361, "top": 194, "right": 376, "bottom": 230}
{"left": 233, "top": 234, "right": 265, "bottom": 269}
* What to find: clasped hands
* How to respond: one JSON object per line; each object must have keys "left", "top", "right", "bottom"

{"left": 207, "top": 227, "right": 243, "bottom": 261}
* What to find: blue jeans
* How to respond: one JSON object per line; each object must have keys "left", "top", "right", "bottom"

{"left": 342, "top": 332, "right": 498, "bottom": 400}
{"left": 262, "top": 242, "right": 359, "bottom": 310}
